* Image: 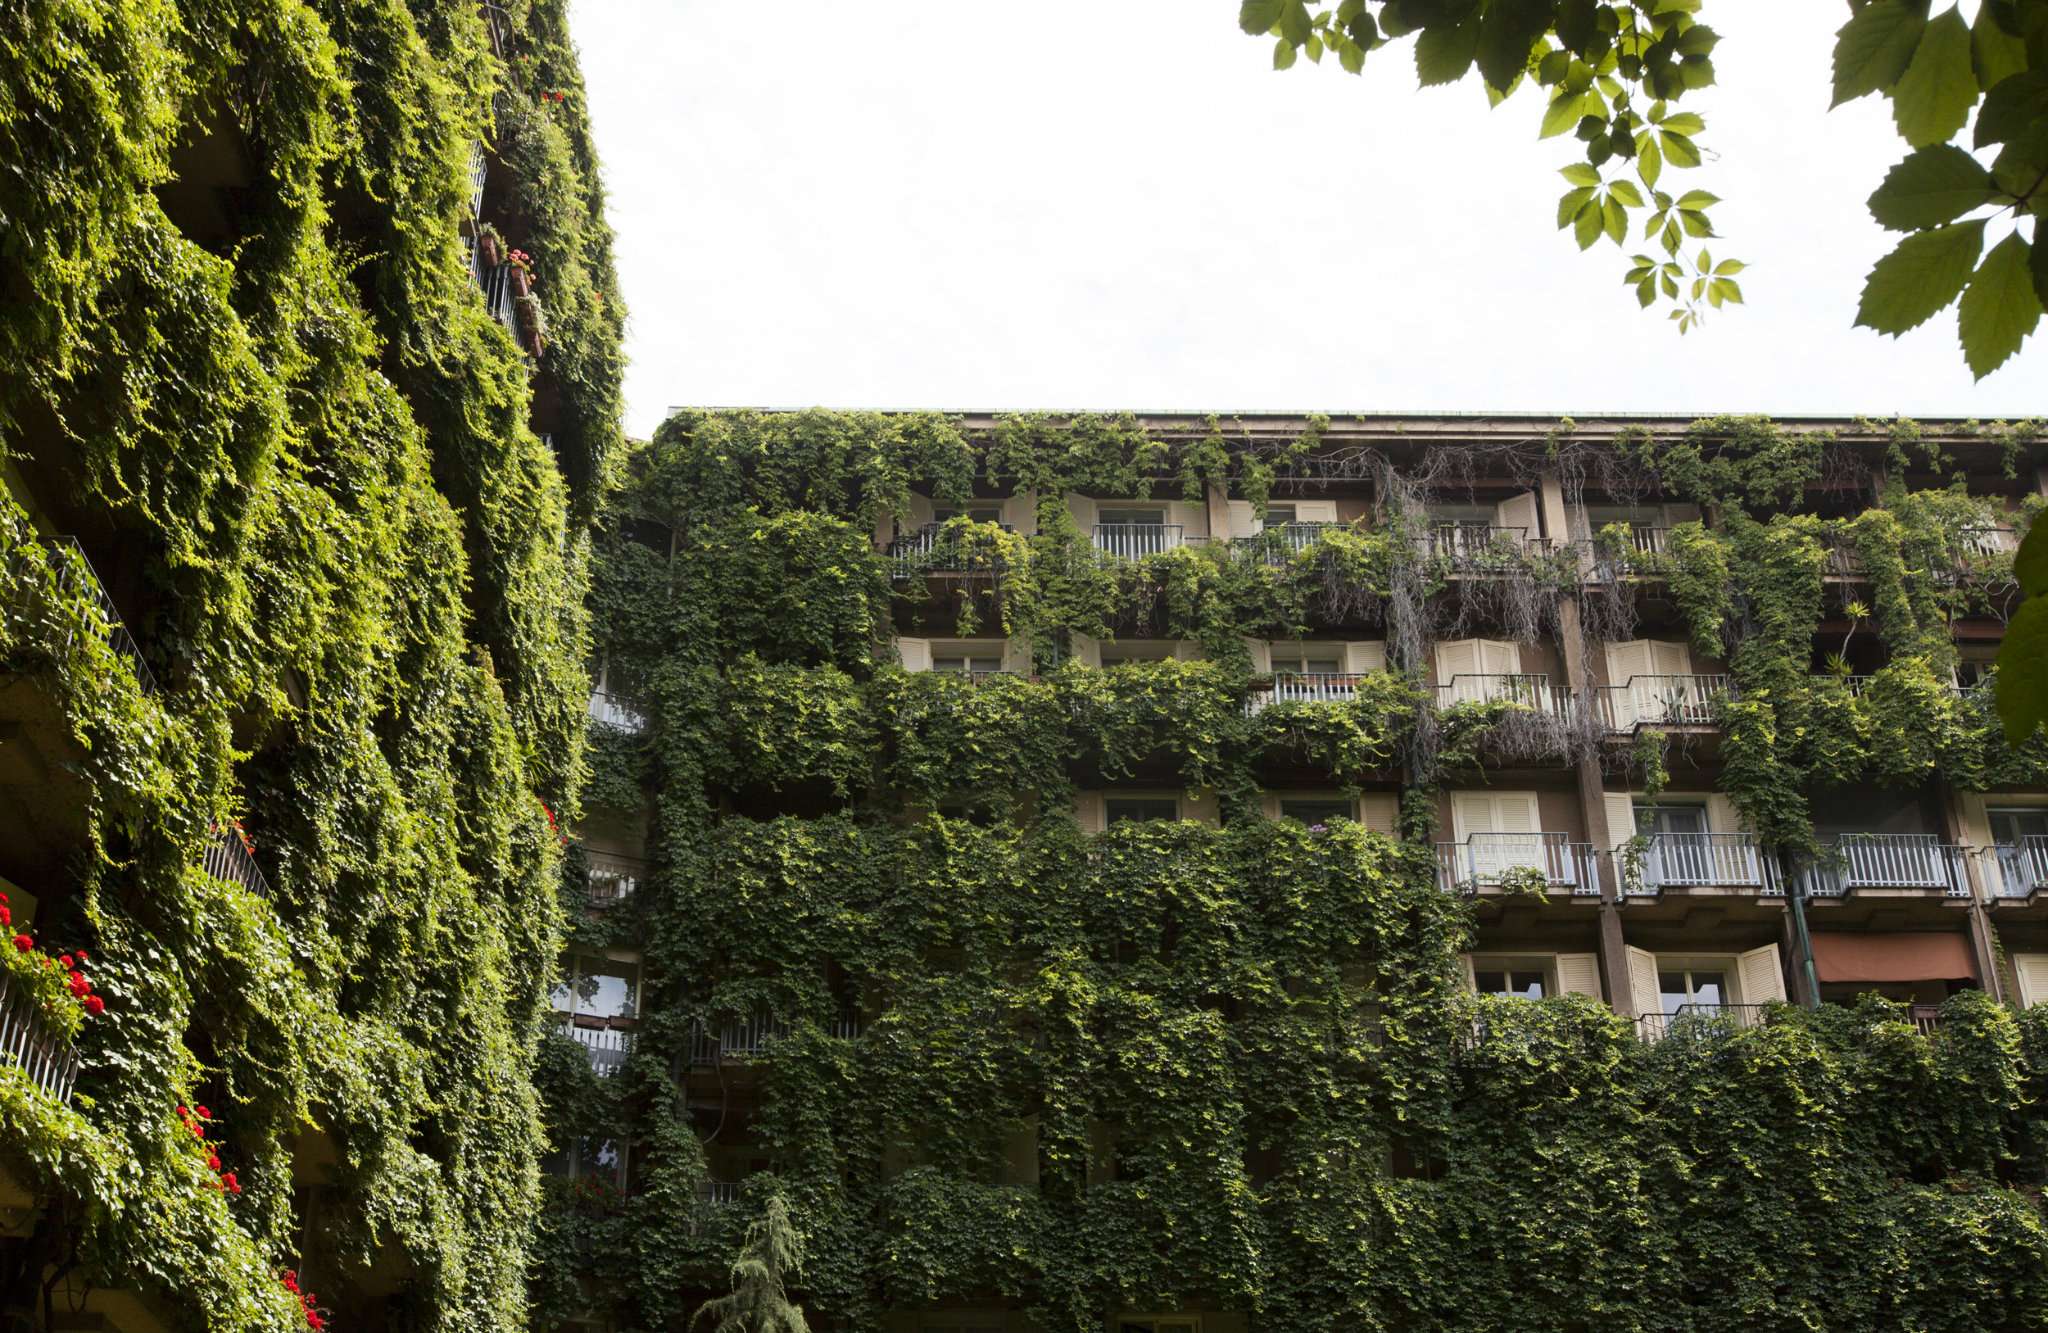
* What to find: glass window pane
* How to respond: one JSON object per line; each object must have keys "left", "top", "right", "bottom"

{"left": 1657, "top": 972, "right": 1687, "bottom": 1013}
{"left": 1474, "top": 970, "right": 1507, "bottom": 994}
{"left": 1265, "top": 505, "right": 1298, "bottom": 526}
{"left": 1107, "top": 799, "right": 1178, "bottom": 824}
{"left": 1509, "top": 971, "right": 1546, "bottom": 998}
{"left": 1280, "top": 800, "right": 1353, "bottom": 824}
{"left": 1690, "top": 972, "right": 1726, "bottom": 1007}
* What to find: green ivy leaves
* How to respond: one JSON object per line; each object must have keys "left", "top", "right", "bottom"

{"left": 1856, "top": 219, "right": 1988, "bottom": 335}
{"left": 1867, "top": 146, "right": 2000, "bottom": 229}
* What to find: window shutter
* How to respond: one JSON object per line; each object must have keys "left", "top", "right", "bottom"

{"left": 1227, "top": 499, "right": 1258, "bottom": 537}
{"left": 1259, "top": 793, "right": 1282, "bottom": 820}
{"left": 2015, "top": 954, "right": 2048, "bottom": 1007}
{"left": 1605, "top": 640, "right": 1654, "bottom": 686}
{"left": 1076, "top": 793, "right": 1105, "bottom": 835}
{"left": 1243, "top": 637, "right": 1273, "bottom": 672}
{"left": 1451, "top": 793, "right": 1496, "bottom": 841}
{"left": 906, "top": 494, "right": 935, "bottom": 527}
{"left": 1358, "top": 793, "right": 1400, "bottom": 836}
{"left": 897, "top": 637, "right": 932, "bottom": 672}
{"left": 1498, "top": 793, "right": 1539, "bottom": 833}
{"left": 1294, "top": 499, "right": 1339, "bottom": 523}
{"left": 1650, "top": 640, "right": 1693, "bottom": 676}
{"left": 1435, "top": 639, "right": 1479, "bottom": 687}
{"left": 1166, "top": 500, "right": 1207, "bottom": 538}
{"left": 1495, "top": 490, "right": 1541, "bottom": 537}
{"left": 1737, "top": 943, "right": 1788, "bottom": 1005}
{"left": 1957, "top": 793, "right": 1993, "bottom": 847}
{"left": 1705, "top": 793, "right": 1746, "bottom": 834}
{"left": 1477, "top": 639, "right": 1523, "bottom": 675}
{"left": 1626, "top": 945, "right": 1663, "bottom": 1019}
{"left": 1603, "top": 792, "right": 1639, "bottom": 856}
{"left": 1343, "top": 641, "right": 1387, "bottom": 674}
{"left": 1556, "top": 953, "right": 1603, "bottom": 999}
{"left": 1001, "top": 489, "right": 1038, "bottom": 535}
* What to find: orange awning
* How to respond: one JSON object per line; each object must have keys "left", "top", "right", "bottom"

{"left": 1812, "top": 931, "right": 1976, "bottom": 984}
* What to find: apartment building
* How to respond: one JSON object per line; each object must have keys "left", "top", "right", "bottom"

{"left": 557, "top": 410, "right": 2047, "bottom": 1332}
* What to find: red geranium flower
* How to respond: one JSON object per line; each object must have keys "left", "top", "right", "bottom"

{"left": 195, "top": 1105, "right": 210, "bottom": 1119}
{"left": 84, "top": 995, "right": 105, "bottom": 1014}
{"left": 11, "top": 935, "right": 29, "bottom": 952}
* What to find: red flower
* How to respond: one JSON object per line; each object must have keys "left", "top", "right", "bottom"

{"left": 208, "top": 1154, "right": 220, "bottom": 1170}
{"left": 58, "top": 954, "right": 73, "bottom": 969}
{"left": 84, "top": 995, "right": 104, "bottom": 1014}
{"left": 74, "top": 949, "right": 86, "bottom": 961}
{"left": 11, "top": 935, "right": 29, "bottom": 952}
{"left": 195, "top": 1105, "right": 210, "bottom": 1119}
{"left": 176, "top": 1105, "right": 189, "bottom": 1118}
{"left": 0, "top": 907, "right": 10, "bottom": 926}
{"left": 223, "top": 1172, "right": 240, "bottom": 1194}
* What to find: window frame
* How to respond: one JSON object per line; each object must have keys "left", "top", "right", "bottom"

{"left": 1467, "top": 953, "right": 1557, "bottom": 999}
{"left": 1105, "top": 795, "right": 1183, "bottom": 825}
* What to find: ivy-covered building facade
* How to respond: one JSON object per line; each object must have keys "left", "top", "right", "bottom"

{"left": 552, "top": 409, "right": 2048, "bottom": 1333}
{"left": 0, "top": 1, "right": 621, "bottom": 1332}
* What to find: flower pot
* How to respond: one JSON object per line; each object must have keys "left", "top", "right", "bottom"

{"left": 507, "top": 266, "right": 531, "bottom": 299}
{"left": 477, "top": 232, "right": 501, "bottom": 267}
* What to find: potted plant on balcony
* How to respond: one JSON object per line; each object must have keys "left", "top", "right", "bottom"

{"left": 515, "top": 293, "right": 547, "bottom": 358}
{"left": 505, "top": 247, "right": 534, "bottom": 299}
{"left": 475, "top": 222, "right": 504, "bottom": 268}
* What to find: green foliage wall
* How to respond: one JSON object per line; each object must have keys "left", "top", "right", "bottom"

{"left": 0, "top": 0, "right": 620, "bottom": 1329}
{"left": 560, "top": 410, "right": 2048, "bottom": 1333}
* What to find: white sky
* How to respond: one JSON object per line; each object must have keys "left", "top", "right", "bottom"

{"left": 566, "top": 1, "right": 2043, "bottom": 438}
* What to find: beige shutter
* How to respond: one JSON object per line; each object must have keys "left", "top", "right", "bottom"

{"left": 1066, "top": 493, "right": 1097, "bottom": 532}
{"left": 1604, "top": 792, "right": 1639, "bottom": 857}
{"left": 1358, "top": 793, "right": 1400, "bottom": 836}
{"left": 897, "top": 637, "right": 932, "bottom": 672}
{"left": 1435, "top": 639, "right": 1479, "bottom": 689}
{"left": 1705, "top": 793, "right": 1745, "bottom": 834}
{"left": 1227, "top": 499, "right": 1258, "bottom": 537}
{"left": 1499, "top": 793, "right": 1539, "bottom": 833}
{"left": 1737, "top": 943, "right": 1788, "bottom": 1005}
{"left": 1259, "top": 793, "right": 1281, "bottom": 820}
{"left": 1451, "top": 792, "right": 1496, "bottom": 842}
{"left": 1070, "top": 633, "right": 1102, "bottom": 668}
{"left": 1650, "top": 640, "right": 1692, "bottom": 676}
{"left": 1556, "top": 953, "right": 1603, "bottom": 999}
{"left": 1075, "top": 793, "right": 1105, "bottom": 834}
{"left": 1294, "top": 499, "right": 1339, "bottom": 523}
{"left": 1477, "top": 639, "right": 1523, "bottom": 675}
{"left": 1343, "top": 641, "right": 1387, "bottom": 674}
{"left": 1166, "top": 500, "right": 1208, "bottom": 539}
{"left": 1001, "top": 636, "right": 1034, "bottom": 675}
{"left": 1000, "top": 489, "right": 1038, "bottom": 535}
{"left": 2015, "top": 954, "right": 2048, "bottom": 1007}
{"left": 1605, "top": 640, "right": 1654, "bottom": 687}
{"left": 1244, "top": 638, "right": 1274, "bottom": 673}
{"left": 1957, "top": 793, "right": 1992, "bottom": 848}
{"left": 1496, "top": 490, "right": 1541, "bottom": 540}
{"left": 1626, "top": 945, "right": 1663, "bottom": 1019}
{"left": 1184, "top": 790, "right": 1218, "bottom": 825}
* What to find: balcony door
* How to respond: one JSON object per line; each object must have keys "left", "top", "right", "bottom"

{"left": 1452, "top": 792, "right": 1544, "bottom": 882}
{"left": 1635, "top": 802, "right": 1709, "bottom": 885}
{"left": 1435, "top": 639, "right": 1522, "bottom": 706}
{"left": 1989, "top": 808, "right": 2048, "bottom": 896}
{"left": 1605, "top": 640, "right": 1694, "bottom": 727}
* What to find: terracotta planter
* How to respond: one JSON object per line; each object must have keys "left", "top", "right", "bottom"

{"left": 477, "top": 232, "right": 501, "bottom": 267}
{"left": 507, "top": 265, "right": 531, "bottom": 299}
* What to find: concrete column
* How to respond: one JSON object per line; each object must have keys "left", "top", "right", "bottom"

{"left": 1938, "top": 781, "right": 2006, "bottom": 1001}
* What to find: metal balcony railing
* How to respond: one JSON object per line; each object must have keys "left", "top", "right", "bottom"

{"left": 703, "top": 1180, "right": 743, "bottom": 1205}
{"left": 1632, "top": 833, "right": 1777, "bottom": 895}
{"left": 689, "top": 1014, "right": 788, "bottom": 1064}
{"left": 585, "top": 850, "right": 645, "bottom": 906}
{"left": 887, "top": 522, "right": 1013, "bottom": 573}
{"left": 1092, "top": 523, "right": 1183, "bottom": 559}
{"left": 49, "top": 538, "right": 158, "bottom": 694}
{"left": 1427, "top": 522, "right": 1548, "bottom": 569}
{"left": 1795, "top": 834, "right": 1971, "bottom": 898}
{"left": 482, "top": 261, "right": 518, "bottom": 336}
{"left": 1985, "top": 836, "right": 2048, "bottom": 899}
{"left": 1434, "top": 673, "right": 1572, "bottom": 715}
{"left": 0, "top": 971, "right": 81, "bottom": 1103}
{"left": 1810, "top": 673, "right": 1874, "bottom": 696}
{"left": 1636, "top": 1003, "right": 1771, "bottom": 1043}
{"left": 829, "top": 1014, "right": 863, "bottom": 1041}
{"left": 1232, "top": 522, "right": 1344, "bottom": 564}
{"left": 559, "top": 1022, "right": 634, "bottom": 1077}
{"left": 1592, "top": 674, "right": 1733, "bottom": 731}
{"left": 1956, "top": 525, "right": 2020, "bottom": 558}
{"left": 1434, "top": 832, "right": 1595, "bottom": 894}
{"left": 203, "top": 828, "right": 272, "bottom": 899}
{"left": 467, "top": 141, "right": 488, "bottom": 218}
{"left": 587, "top": 689, "right": 644, "bottom": 732}
{"left": 1245, "top": 672, "right": 1369, "bottom": 714}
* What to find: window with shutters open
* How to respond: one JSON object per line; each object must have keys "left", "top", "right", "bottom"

{"left": 2015, "top": 955, "right": 2048, "bottom": 1007}
{"left": 1451, "top": 792, "right": 1542, "bottom": 881}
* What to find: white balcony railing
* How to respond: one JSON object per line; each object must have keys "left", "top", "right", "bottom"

{"left": 588, "top": 688, "right": 644, "bottom": 732}
{"left": 1234, "top": 522, "right": 1345, "bottom": 564}
{"left": 690, "top": 1014, "right": 788, "bottom": 1064}
{"left": 1796, "top": 834, "right": 1971, "bottom": 898}
{"left": 467, "top": 141, "right": 489, "bottom": 217}
{"left": 703, "top": 1180, "right": 743, "bottom": 1205}
{"left": 1427, "top": 522, "right": 1548, "bottom": 568}
{"left": 0, "top": 971, "right": 81, "bottom": 1104}
{"left": 1957, "top": 525, "right": 2020, "bottom": 558}
{"left": 1435, "top": 673, "right": 1572, "bottom": 716}
{"left": 1985, "top": 836, "right": 2048, "bottom": 899}
{"left": 585, "top": 850, "right": 645, "bottom": 906}
{"left": 559, "top": 1022, "right": 634, "bottom": 1077}
{"left": 887, "top": 522, "right": 1013, "bottom": 573}
{"left": 1632, "top": 833, "right": 1778, "bottom": 896}
{"left": 1593, "top": 674, "right": 1733, "bottom": 731}
{"left": 1092, "top": 523, "right": 1183, "bottom": 559}
{"left": 1435, "top": 832, "right": 1595, "bottom": 894}
{"left": 1245, "top": 672, "right": 1368, "bottom": 714}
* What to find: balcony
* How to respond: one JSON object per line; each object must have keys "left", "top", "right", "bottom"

{"left": 466, "top": 141, "right": 488, "bottom": 218}
{"left": 587, "top": 688, "right": 644, "bottom": 732}
{"left": 1092, "top": 523, "right": 1183, "bottom": 559}
{"left": 585, "top": 849, "right": 645, "bottom": 907}
{"left": 887, "top": 522, "right": 1013, "bottom": 575}
{"left": 1435, "top": 832, "right": 1596, "bottom": 895}
{"left": 1426, "top": 522, "right": 1547, "bottom": 571}
{"left": 689, "top": 1013, "right": 788, "bottom": 1064}
{"left": 1636, "top": 1003, "right": 1771, "bottom": 1043}
{"left": 1232, "top": 522, "right": 1344, "bottom": 565}
{"left": 702, "top": 1180, "right": 743, "bottom": 1205}
{"left": 558, "top": 1020, "right": 633, "bottom": 1077}
{"left": 1630, "top": 833, "right": 1779, "bottom": 896}
{"left": 34, "top": 537, "right": 158, "bottom": 694}
{"left": 1434, "top": 673, "right": 1573, "bottom": 716}
{"left": 203, "top": 827, "right": 272, "bottom": 898}
{"left": 1957, "top": 525, "right": 2020, "bottom": 559}
{"left": 1245, "top": 671, "right": 1370, "bottom": 714}
{"left": 1591, "top": 674, "right": 1733, "bottom": 732}
{"left": 0, "top": 971, "right": 81, "bottom": 1103}
{"left": 1984, "top": 836, "right": 2048, "bottom": 900}
{"left": 1794, "top": 834, "right": 1971, "bottom": 899}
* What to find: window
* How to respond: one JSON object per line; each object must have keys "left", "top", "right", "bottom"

{"left": 1989, "top": 808, "right": 2048, "bottom": 845}
{"left": 1280, "top": 799, "right": 1354, "bottom": 825}
{"left": 1474, "top": 968, "right": 1548, "bottom": 999}
{"left": 1098, "top": 507, "right": 1166, "bottom": 526}
{"left": 1262, "top": 504, "right": 1298, "bottom": 527}
{"left": 932, "top": 653, "right": 1002, "bottom": 674}
{"left": 1634, "top": 803, "right": 1708, "bottom": 837}
{"left": 934, "top": 506, "right": 1002, "bottom": 524}
{"left": 1272, "top": 645, "right": 1343, "bottom": 675}
{"left": 551, "top": 955, "right": 640, "bottom": 1021}
{"left": 1106, "top": 797, "right": 1179, "bottom": 824}
{"left": 1658, "top": 967, "right": 1727, "bottom": 1014}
